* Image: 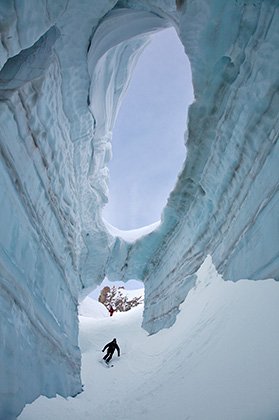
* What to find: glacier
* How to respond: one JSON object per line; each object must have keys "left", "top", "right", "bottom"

{"left": 0, "top": 0, "right": 278, "bottom": 418}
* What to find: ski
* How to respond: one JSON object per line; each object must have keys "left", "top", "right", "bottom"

{"left": 99, "top": 360, "right": 114, "bottom": 368}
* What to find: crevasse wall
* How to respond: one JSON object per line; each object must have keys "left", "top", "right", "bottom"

{"left": 0, "top": 0, "right": 278, "bottom": 418}
{"left": 106, "top": 0, "right": 279, "bottom": 334}
{"left": 0, "top": 1, "right": 170, "bottom": 418}
{"left": 0, "top": 1, "right": 119, "bottom": 418}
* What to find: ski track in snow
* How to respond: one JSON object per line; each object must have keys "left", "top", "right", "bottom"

{"left": 19, "top": 258, "right": 279, "bottom": 420}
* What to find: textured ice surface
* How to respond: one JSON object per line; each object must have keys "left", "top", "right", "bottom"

{"left": 107, "top": 0, "right": 279, "bottom": 333}
{"left": 0, "top": 0, "right": 278, "bottom": 417}
{"left": 0, "top": 1, "right": 118, "bottom": 418}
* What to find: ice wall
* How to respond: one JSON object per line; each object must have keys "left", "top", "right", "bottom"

{"left": 106, "top": 0, "right": 279, "bottom": 333}
{"left": 0, "top": 0, "right": 278, "bottom": 417}
{"left": 0, "top": 1, "right": 119, "bottom": 418}
{"left": 0, "top": 1, "right": 169, "bottom": 417}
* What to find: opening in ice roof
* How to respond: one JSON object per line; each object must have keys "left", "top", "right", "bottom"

{"left": 102, "top": 27, "right": 193, "bottom": 230}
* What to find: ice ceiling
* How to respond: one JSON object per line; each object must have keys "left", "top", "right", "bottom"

{"left": 0, "top": 0, "right": 278, "bottom": 418}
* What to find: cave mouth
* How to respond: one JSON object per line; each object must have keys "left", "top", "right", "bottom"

{"left": 79, "top": 278, "right": 145, "bottom": 319}
{"left": 102, "top": 26, "right": 194, "bottom": 231}
{"left": 89, "top": 278, "right": 144, "bottom": 301}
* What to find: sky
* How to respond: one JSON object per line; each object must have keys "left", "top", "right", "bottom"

{"left": 102, "top": 27, "right": 194, "bottom": 230}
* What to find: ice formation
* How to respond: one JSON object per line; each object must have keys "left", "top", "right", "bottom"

{"left": 0, "top": 0, "right": 278, "bottom": 418}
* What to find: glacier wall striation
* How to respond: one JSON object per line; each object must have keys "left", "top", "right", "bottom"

{"left": 138, "top": 0, "right": 279, "bottom": 333}
{"left": 0, "top": 1, "right": 119, "bottom": 418}
{"left": 105, "top": 0, "right": 279, "bottom": 333}
{"left": 0, "top": 0, "right": 278, "bottom": 417}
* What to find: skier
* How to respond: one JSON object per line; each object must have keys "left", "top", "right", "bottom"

{"left": 102, "top": 338, "right": 120, "bottom": 364}
{"left": 109, "top": 306, "right": 114, "bottom": 317}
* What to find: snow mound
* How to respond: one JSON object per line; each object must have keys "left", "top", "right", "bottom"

{"left": 78, "top": 297, "right": 108, "bottom": 319}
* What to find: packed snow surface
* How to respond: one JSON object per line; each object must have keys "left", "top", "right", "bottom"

{"left": 20, "top": 257, "right": 279, "bottom": 420}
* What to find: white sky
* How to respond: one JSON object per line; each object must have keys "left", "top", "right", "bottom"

{"left": 102, "top": 27, "right": 193, "bottom": 230}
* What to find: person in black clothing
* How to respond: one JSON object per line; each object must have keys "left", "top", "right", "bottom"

{"left": 102, "top": 338, "right": 120, "bottom": 364}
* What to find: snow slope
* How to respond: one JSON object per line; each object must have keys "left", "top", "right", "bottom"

{"left": 19, "top": 257, "right": 279, "bottom": 420}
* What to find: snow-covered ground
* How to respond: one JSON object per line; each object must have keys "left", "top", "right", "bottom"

{"left": 19, "top": 257, "right": 279, "bottom": 420}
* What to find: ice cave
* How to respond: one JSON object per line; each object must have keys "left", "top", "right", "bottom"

{"left": 0, "top": 1, "right": 278, "bottom": 419}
